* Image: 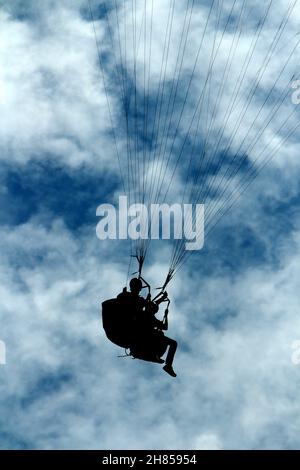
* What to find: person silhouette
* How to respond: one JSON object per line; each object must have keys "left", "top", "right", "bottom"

{"left": 117, "top": 277, "right": 147, "bottom": 320}
{"left": 102, "top": 278, "right": 146, "bottom": 350}
{"left": 142, "top": 299, "right": 177, "bottom": 377}
{"left": 132, "top": 289, "right": 177, "bottom": 377}
{"left": 117, "top": 278, "right": 177, "bottom": 377}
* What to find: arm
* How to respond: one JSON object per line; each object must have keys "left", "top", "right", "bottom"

{"left": 139, "top": 276, "right": 152, "bottom": 301}
{"left": 153, "top": 316, "right": 166, "bottom": 330}
{"left": 152, "top": 291, "right": 168, "bottom": 304}
{"left": 162, "top": 309, "right": 168, "bottom": 331}
{"left": 153, "top": 297, "right": 170, "bottom": 330}
{"left": 152, "top": 309, "right": 169, "bottom": 331}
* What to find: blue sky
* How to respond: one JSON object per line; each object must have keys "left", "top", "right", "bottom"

{"left": 1, "top": 0, "right": 300, "bottom": 450}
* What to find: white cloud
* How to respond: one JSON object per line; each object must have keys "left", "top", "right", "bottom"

{"left": 0, "top": 212, "right": 299, "bottom": 449}
{"left": 1, "top": 0, "right": 300, "bottom": 450}
{"left": 0, "top": 5, "right": 119, "bottom": 169}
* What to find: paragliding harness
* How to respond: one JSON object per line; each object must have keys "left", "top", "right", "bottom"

{"left": 101, "top": 276, "right": 171, "bottom": 363}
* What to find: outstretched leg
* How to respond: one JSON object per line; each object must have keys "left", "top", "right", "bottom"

{"left": 163, "top": 337, "right": 177, "bottom": 377}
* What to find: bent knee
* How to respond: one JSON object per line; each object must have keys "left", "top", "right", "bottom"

{"left": 169, "top": 338, "right": 177, "bottom": 348}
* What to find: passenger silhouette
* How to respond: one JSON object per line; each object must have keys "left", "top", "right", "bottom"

{"left": 141, "top": 296, "right": 177, "bottom": 377}
{"left": 125, "top": 282, "right": 177, "bottom": 377}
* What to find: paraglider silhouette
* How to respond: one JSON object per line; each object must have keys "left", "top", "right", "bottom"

{"left": 88, "top": 0, "right": 300, "bottom": 373}
{"left": 102, "top": 277, "right": 177, "bottom": 377}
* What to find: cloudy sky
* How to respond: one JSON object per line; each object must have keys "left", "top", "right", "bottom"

{"left": 1, "top": 0, "right": 300, "bottom": 450}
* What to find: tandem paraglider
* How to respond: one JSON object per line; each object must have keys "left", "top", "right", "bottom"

{"left": 102, "top": 277, "right": 177, "bottom": 377}
{"left": 89, "top": 0, "right": 300, "bottom": 377}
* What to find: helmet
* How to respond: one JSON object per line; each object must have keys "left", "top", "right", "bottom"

{"left": 129, "top": 278, "right": 143, "bottom": 292}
